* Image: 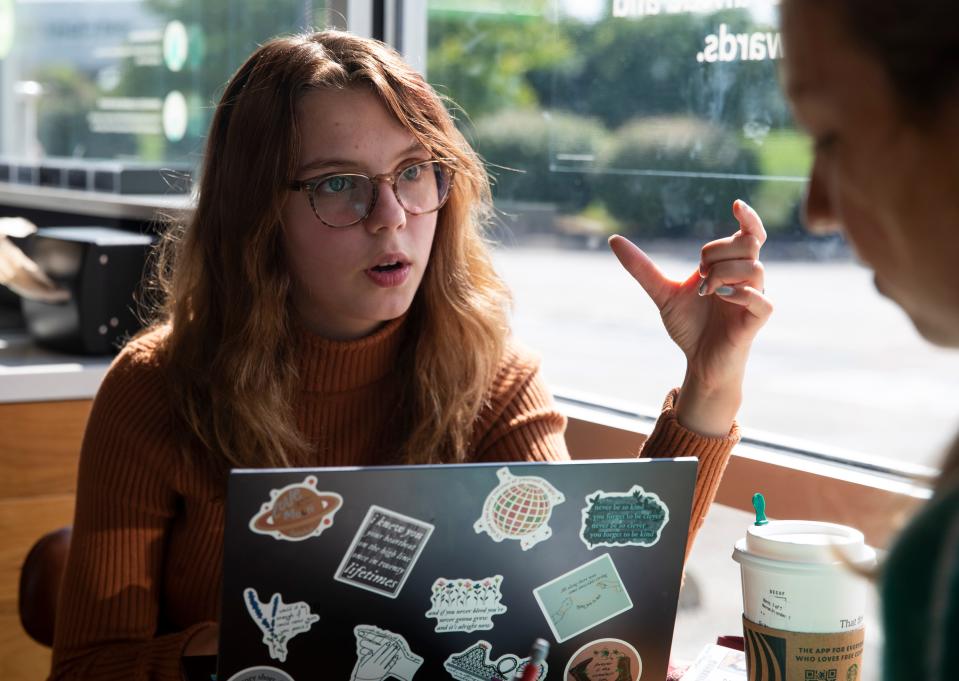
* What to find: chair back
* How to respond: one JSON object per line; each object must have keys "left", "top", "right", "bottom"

{"left": 19, "top": 526, "right": 72, "bottom": 647}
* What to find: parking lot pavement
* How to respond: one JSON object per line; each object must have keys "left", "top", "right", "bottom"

{"left": 494, "top": 244, "right": 959, "bottom": 469}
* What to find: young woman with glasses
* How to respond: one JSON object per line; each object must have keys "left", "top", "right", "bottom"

{"left": 49, "top": 31, "right": 770, "bottom": 679}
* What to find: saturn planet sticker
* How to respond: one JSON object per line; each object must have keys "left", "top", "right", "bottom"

{"left": 249, "top": 475, "right": 343, "bottom": 541}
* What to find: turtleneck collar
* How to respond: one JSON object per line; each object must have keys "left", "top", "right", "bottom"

{"left": 295, "top": 315, "right": 409, "bottom": 393}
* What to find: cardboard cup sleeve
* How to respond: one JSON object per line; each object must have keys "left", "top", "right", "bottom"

{"left": 742, "top": 615, "right": 864, "bottom": 681}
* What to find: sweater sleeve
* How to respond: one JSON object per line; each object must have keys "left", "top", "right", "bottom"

{"left": 639, "top": 387, "right": 739, "bottom": 561}
{"left": 472, "top": 343, "right": 737, "bottom": 561}
{"left": 50, "top": 336, "right": 214, "bottom": 681}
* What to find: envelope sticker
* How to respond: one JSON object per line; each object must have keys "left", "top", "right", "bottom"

{"left": 444, "top": 640, "right": 548, "bottom": 681}
{"left": 335, "top": 505, "right": 434, "bottom": 598}
{"left": 474, "top": 467, "right": 565, "bottom": 551}
{"left": 533, "top": 553, "right": 633, "bottom": 643}
{"left": 352, "top": 624, "right": 423, "bottom": 681}
{"left": 564, "top": 638, "right": 642, "bottom": 681}
{"left": 580, "top": 485, "right": 669, "bottom": 550}
{"left": 425, "top": 575, "right": 507, "bottom": 633}
{"left": 243, "top": 587, "right": 319, "bottom": 662}
{"left": 249, "top": 475, "right": 342, "bottom": 541}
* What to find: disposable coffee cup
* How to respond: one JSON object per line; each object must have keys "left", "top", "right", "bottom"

{"left": 732, "top": 494, "right": 876, "bottom": 680}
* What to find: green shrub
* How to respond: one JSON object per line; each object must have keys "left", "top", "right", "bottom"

{"left": 595, "top": 116, "right": 760, "bottom": 238}
{"left": 471, "top": 109, "right": 608, "bottom": 212}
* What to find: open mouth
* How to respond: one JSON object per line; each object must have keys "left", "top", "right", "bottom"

{"left": 370, "top": 261, "right": 404, "bottom": 273}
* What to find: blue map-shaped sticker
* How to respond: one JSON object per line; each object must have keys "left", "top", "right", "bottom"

{"left": 580, "top": 485, "right": 669, "bottom": 549}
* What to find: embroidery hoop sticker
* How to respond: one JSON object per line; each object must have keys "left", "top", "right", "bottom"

{"left": 443, "top": 640, "right": 548, "bottom": 681}
{"left": 334, "top": 505, "right": 435, "bottom": 599}
{"left": 249, "top": 475, "right": 343, "bottom": 541}
{"left": 352, "top": 624, "right": 424, "bottom": 681}
{"left": 242, "top": 587, "right": 320, "bottom": 663}
{"left": 225, "top": 667, "right": 296, "bottom": 681}
{"left": 579, "top": 485, "right": 670, "bottom": 550}
{"left": 425, "top": 575, "right": 508, "bottom": 633}
{"left": 532, "top": 553, "right": 633, "bottom": 643}
{"left": 563, "top": 637, "right": 643, "bottom": 681}
{"left": 473, "top": 467, "right": 565, "bottom": 551}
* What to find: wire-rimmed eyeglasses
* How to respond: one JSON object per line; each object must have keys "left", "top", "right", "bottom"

{"left": 288, "top": 159, "right": 454, "bottom": 228}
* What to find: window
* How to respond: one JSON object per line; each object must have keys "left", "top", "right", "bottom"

{"left": 421, "top": 0, "right": 959, "bottom": 475}
{"left": 0, "top": 0, "right": 327, "bottom": 166}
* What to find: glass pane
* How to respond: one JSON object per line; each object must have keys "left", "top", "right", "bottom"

{"left": 425, "top": 0, "right": 959, "bottom": 472}
{"left": 1, "top": 1, "right": 326, "bottom": 167}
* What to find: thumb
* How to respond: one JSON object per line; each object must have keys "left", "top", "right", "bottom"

{"left": 608, "top": 234, "right": 671, "bottom": 309}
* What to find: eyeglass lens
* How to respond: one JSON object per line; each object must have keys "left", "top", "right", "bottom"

{"left": 311, "top": 161, "right": 451, "bottom": 226}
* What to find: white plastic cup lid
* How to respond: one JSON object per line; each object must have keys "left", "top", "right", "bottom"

{"left": 735, "top": 519, "right": 876, "bottom": 567}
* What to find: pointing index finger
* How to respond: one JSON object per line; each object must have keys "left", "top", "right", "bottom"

{"left": 608, "top": 234, "right": 671, "bottom": 309}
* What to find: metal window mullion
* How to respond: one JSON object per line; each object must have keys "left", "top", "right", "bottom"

{"left": 325, "top": 0, "right": 374, "bottom": 38}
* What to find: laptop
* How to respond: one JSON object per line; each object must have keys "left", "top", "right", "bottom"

{"left": 215, "top": 457, "right": 697, "bottom": 681}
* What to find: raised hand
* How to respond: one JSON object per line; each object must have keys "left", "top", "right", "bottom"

{"left": 609, "top": 199, "right": 772, "bottom": 436}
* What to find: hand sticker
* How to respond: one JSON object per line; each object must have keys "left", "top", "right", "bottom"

{"left": 351, "top": 625, "right": 423, "bottom": 681}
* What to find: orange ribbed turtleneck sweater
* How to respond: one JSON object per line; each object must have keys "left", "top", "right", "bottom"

{"left": 50, "top": 317, "right": 737, "bottom": 680}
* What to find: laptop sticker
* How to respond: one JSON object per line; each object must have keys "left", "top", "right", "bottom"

{"left": 243, "top": 587, "right": 320, "bottom": 663}
{"left": 351, "top": 624, "right": 424, "bottom": 681}
{"left": 334, "top": 505, "right": 434, "bottom": 598}
{"left": 444, "top": 640, "right": 548, "bottom": 681}
{"left": 564, "top": 638, "right": 643, "bottom": 681}
{"left": 225, "top": 667, "right": 296, "bottom": 681}
{"left": 579, "top": 485, "right": 669, "bottom": 550}
{"left": 474, "top": 466, "right": 565, "bottom": 551}
{"left": 249, "top": 475, "right": 342, "bottom": 541}
{"left": 533, "top": 553, "right": 633, "bottom": 643}
{"left": 425, "top": 575, "right": 508, "bottom": 633}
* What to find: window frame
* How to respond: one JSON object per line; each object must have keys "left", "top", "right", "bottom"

{"left": 558, "top": 391, "right": 932, "bottom": 550}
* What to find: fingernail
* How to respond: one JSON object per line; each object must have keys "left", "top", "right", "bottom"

{"left": 715, "top": 285, "right": 735, "bottom": 296}
{"left": 699, "top": 265, "right": 707, "bottom": 278}
{"left": 698, "top": 280, "right": 708, "bottom": 296}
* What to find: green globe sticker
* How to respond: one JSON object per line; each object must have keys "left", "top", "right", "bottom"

{"left": 163, "top": 90, "right": 188, "bottom": 142}
{"left": 163, "top": 20, "right": 188, "bottom": 72}
{"left": 0, "top": 0, "right": 15, "bottom": 61}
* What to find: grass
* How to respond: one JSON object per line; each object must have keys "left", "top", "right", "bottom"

{"left": 746, "top": 129, "right": 812, "bottom": 232}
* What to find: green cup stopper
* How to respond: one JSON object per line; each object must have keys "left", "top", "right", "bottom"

{"left": 752, "top": 492, "right": 769, "bottom": 526}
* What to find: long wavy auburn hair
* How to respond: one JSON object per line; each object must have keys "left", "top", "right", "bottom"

{"left": 151, "top": 31, "right": 511, "bottom": 470}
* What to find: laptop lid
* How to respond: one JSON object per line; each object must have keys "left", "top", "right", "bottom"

{"left": 217, "top": 457, "right": 697, "bottom": 681}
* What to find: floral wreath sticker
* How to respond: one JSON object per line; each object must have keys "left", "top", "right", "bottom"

{"left": 249, "top": 475, "right": 343, "bottom": 541}
{"left": 425, "top": 575, "right": 508, "bottom": 633}
{"left": 474, "top": 467, "right": 565, "bottom": 551}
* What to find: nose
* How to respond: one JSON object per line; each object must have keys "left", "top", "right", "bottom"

{"left": 802, "top": 155, "right": 841, "bottom": 236}
{"left": 364, "top": 179, "right": 406, "bottom": 234}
